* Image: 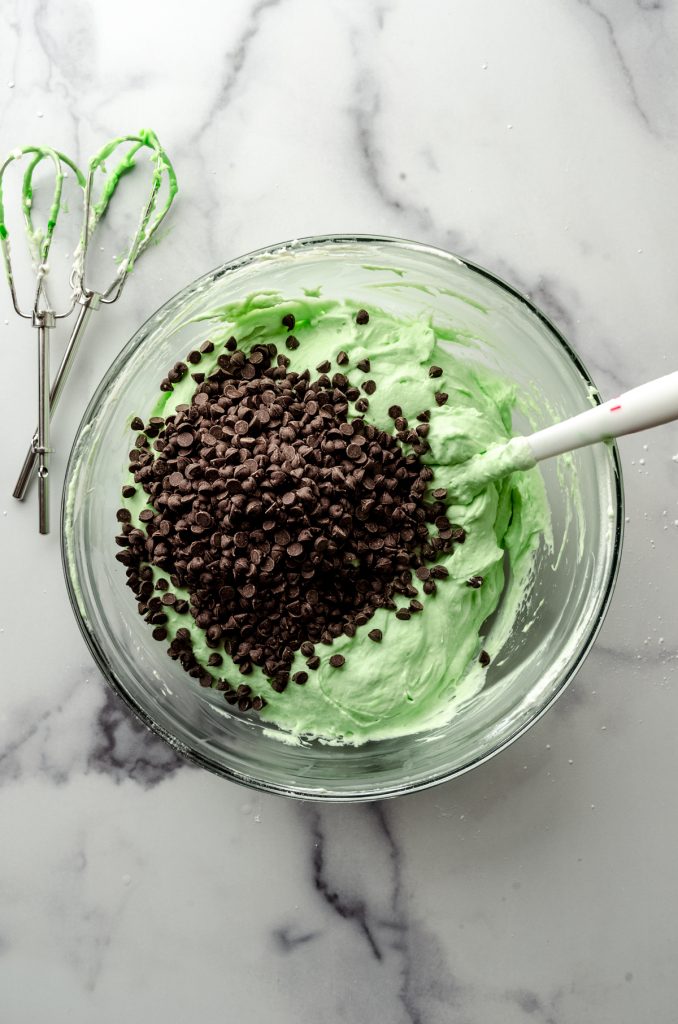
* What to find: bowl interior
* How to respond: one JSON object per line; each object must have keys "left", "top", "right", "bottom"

{"left": 63, "top": 236, "right": 622, "bottom": 800}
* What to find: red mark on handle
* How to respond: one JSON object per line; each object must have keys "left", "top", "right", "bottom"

{"left": 610, "top": 404, "right": 622, "bottom": 412}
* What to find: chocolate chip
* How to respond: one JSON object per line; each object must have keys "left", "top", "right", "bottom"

{"left": 316, "top": 360, "right": 331, "bottom": 373}
{"left": 395, "top": 609, "right": 411, "bottom": 621}
{"left": 293, "top": 671, "right": 308, "bottom": 685}
{"left": 467, "top": 575, "right": 484, "bottom": 588}
{"left": 281, "top": 313, "right": 295, "bottom": 330}
{"left": 121, "top": 485, "right": 136, "bottom": 499}
{"left": 187, "top": 350, "right": 202, "bottom": 364}
{"left": 432, "top": 487, "right": 447, "bottom": 499}
{"left": 200, "top": 340, "right": 215, "bottom": 353}
{"left": 329, "top": 654, "right": 345, "bottom": 668}
{"left": 362, "top": 380, "right": 376, "bottom": 395}
{"left": 434, "top": 392, "right": 448, "bottom": 406}
{"left": 130, "top": 416, "right": 144, "bottom": 431}
{"left": 118, "top": 330, "right": 459, "bottom": 702}
{"left": 357, "top": 359, "right": 371, "bottom": 372}
{"left": 388, "top": 405, "right": 402, "bottom": 419}
{"left": 116, "top": 508, "right": 132, "bottom": 523}
{"left": 430, "top": 565, "right": 449, "bottom": 580}
{"left": 356, "top": 309, "right": 369, "bottom": 325}
{"left": 336, "top": 350, "right": 349, "bottom": 366}
{"left": 423, "top": 579, "right": 436, "bottom": 595}
{"left": 428, "top": 365, "right": 443, "bottom": 378}
{"left": 368, "top": 628, "right": 382, "bottom": 642}
{"left": 208, "top": 653, "right": 223, "bottom": 667}
{"left": 286, "top": 335, "right": 300, "bottom": 350}
{"left": 415, "top": 566, "right": 430, "bottom": 581}
{"left": 152, "top": 626, "right": 167, "bottom": 641}
{"left": 479, "top": 650, "right": 491, "bottom": 666}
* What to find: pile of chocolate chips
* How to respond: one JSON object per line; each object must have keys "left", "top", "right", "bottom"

{"left": 116, "top": 312, "right": 468, "bottom": 706}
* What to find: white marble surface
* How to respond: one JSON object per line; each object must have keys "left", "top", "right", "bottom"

{"left": 1, "top": 1, "right": 678, "bottom": 1021}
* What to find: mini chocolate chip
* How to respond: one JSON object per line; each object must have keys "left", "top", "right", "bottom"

{"left": 316, "top": 360, "right": 331, "bottom": 373}
{"left": 130, "top": 416, "right": 144, "bottom": 431}
{"left": 467, "top": 575, "right": 484, "bottom": 588}
{"left": 200, "top": 339, "right": 215, "bottom": 353}
{"left": 286, "top": 335, "right": 300, "bottom": 350}
{"left": 368, "top": 628, "right": 382, "bottom": 642}
{"left": 356, "top": 309, "right": 369, "bottom": 325}
{"left": 415, "top": 566, "right": 430, "bottom": 581}
{"left": 362, "top": 379, "right": 376, "bottom": 395}
{"left": 434, "top": 392, "right": 448, "bottom": 406}
{"left": 306, "top": 656, "right": 321, "bottom": 670}
{"left": 356, "top": 358, "right": 371, "bottom": 372}
{"left": 121, "top": 485, "right": 136, "bottom": 499}
{"left": 388, "top": 405, "right": 402, "bottom": 419}
{"left": 395, "top": 609, "right": 411, "bottom": 621}
{"left": 281, "top": 313, "right": 295, "bottom": 330}
{"left": 430, "top": 565, "right": 449, "bottom": 580}
{"left": 208, "top": 653, "right": 223, "bottom": 667}
{"left": 423, "top": 579, "right": 437, "bottom": 595}
{"left": 152, "top": 626, "right": 167, "bottom": 641}
{"left": 432, "top": 487, "right": 447, "bottom": 499}
{"left": 116, "top": 508, "right": 132, "bottom": 523}
{"left": 329, "top": 654, "right": 345, "bottom": 668}
{"left": 293, "top": 671, "right": 308, "bottom": 685}
{"left": 479, "top": 650, "right": 491, "bottom": 666}
{"left": 354, "top": 398, "right": 369, "bottom": 413}
{"left": 428, "top": 365, "right": 443, "bottom": 378}
{"left": 336, "top": 350, "right": 349, "bottom": 366}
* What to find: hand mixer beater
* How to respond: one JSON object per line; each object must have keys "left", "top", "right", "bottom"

{"left": 0, "top": 131, "right": 177, "bottom": 534}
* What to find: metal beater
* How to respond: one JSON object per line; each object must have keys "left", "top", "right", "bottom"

{"left": 0, "top": 145, "right": 84, "bottom": 534}
{"left": 2, "top": 131, "right": 177, "bottom": 533}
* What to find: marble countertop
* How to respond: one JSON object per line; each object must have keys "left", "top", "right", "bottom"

{"left": 1, "top": 2, "right": 678, "bottom": 1021}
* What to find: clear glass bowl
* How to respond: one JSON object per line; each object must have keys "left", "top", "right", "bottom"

{"left": 62, "top": 236, "right": 623, "bottom": 801}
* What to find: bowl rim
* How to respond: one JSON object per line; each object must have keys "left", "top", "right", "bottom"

{"left": 61, "top": 232, "right": 624, "bottom": 802}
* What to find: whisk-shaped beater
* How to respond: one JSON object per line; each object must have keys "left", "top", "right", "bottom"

{"left": 0, "top": 145, "right": 85, "bottom": 533}
{"left": 11, "top": 130, "right": 178, "bottom": 518}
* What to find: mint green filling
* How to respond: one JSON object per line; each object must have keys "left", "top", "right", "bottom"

{"left": 121, "top": 292, "right": 550, "bottom": 745}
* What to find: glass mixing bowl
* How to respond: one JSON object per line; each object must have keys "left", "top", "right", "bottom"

{"left": 62, "top": 236, "right": 623, "bottom": 801}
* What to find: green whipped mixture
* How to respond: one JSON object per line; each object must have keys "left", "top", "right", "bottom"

{"left": 121, "top": 292, "right": 550, "bottom": 745}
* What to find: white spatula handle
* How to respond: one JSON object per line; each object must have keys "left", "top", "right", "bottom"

{"left": 526, "top": 370, "right": 678, "bottom": 463}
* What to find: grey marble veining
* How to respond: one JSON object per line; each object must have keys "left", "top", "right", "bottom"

{"left": 1, "top": 1, "right": 678, "bottom": 1021}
